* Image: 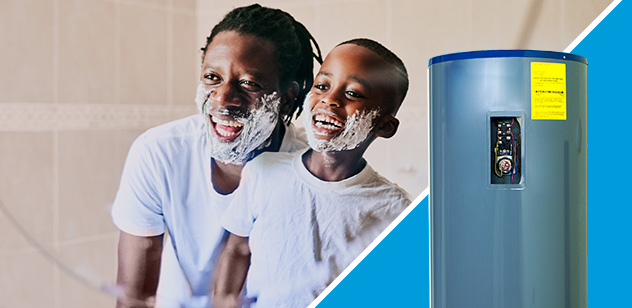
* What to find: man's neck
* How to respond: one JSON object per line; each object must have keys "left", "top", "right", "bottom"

{"left": 301, "top": 148, "right": 367, "bottom": 182}
{"left": 210, "top": 121, "right": 287, "bottom": 195}
{"left": 252, "top": 121, "right": 285, "bottom": 158}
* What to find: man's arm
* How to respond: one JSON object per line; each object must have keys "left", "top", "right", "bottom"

{"left": 212, "top": 233, "right": 251, "bottom": 308}
{"left": 116, "top": 231, "right": 164, "bottom": 308}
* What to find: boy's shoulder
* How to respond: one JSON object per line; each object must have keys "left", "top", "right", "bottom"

{"left": 361, "top": 165, "right": 411, "bottom": 205}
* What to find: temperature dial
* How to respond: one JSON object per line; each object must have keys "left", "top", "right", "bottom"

{"left": 498, "top": 158, "right": 513, "bottom": 174}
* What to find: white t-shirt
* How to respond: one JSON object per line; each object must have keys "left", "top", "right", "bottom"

{"left": 221, "top": 149, "right": 410, "bottom": 308}
{"left": 111, "top": 114, "right": 307, "bottom": 307}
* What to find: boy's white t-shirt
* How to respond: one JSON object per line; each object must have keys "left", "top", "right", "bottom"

{"left": 221, "top": 149, "right": 410, "bottom": 308}
{"left": 110, "top": 114, "right": 307, "bottom": 307}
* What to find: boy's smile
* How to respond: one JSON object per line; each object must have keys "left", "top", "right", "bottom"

{"left": 311, "top": 108, "right": 345, "bottom": 137}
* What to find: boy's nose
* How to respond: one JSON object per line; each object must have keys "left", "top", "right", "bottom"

{"left": 321, "top": 95, "right": 341, "bottom": 108}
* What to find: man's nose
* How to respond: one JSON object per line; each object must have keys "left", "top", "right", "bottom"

{"left": 209, "top": 82, "right": 241, "bottom": 108}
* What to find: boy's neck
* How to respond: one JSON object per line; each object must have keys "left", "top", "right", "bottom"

{"left": 302, "top": 148, "right": 367, "bottom": 182}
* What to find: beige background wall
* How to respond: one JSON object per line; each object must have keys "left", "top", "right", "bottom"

{"left": 0, "top": 0, "right": 610, "bottom": 306}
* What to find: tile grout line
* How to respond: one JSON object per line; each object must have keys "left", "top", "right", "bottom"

{"left": 53, "top": 129, "right": 60, "bottom": 308}
{"left": 53, "top": 130, "right": 60, "bottom": 253}
{"left": 167, "top": 0, "right": 174, "bottom": 106}
{"left": 52, "top": 0, "right": 59, "bottom": 105}
{"left": 0, "top": 247, "right": 39, "bottom": 258}
{"left": 314, "top": 0, "right": 321, "bottom": 53}
{"left": 385, "top": 0, "right": 394, "bottom": 178}
{"left": 0, "top": 102, "right": 196, "bottom": 131}
{"left": 561, "top": 0, "right": 566, "bottom": 45}
{"left": 52, "top": 0, "right": 61, "bottom": 306}
{"left": 53, "top": 231, "right": 120, "bottom": 248}
{"left": 115, "top": 2, "right": 121, "bottom": 105}
{"left": 386, "top": 0, "right": 392, "bottom": 46}
{"left": 106, "top": 0, "right": 192, "bottom": 14}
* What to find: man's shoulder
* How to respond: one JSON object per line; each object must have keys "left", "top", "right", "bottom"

{"left": 137, "top": 114, "right": 204, "bottom": 146}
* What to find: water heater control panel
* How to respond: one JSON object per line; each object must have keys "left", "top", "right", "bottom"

{"left": 491, "top": 116, "right": 522, "bottom": 185}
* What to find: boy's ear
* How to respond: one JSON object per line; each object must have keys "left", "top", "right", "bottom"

{"left": 374, "top": 114, "right": 399, "bottom": 139}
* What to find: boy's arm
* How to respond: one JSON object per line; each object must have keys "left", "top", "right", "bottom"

{"left": 115, "top": 231, "right": 163, "bottom": 308}
{"left": 212, "top": 233, "right": 251, "bottom": 308}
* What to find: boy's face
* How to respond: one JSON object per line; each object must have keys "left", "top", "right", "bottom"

{"left": 303, "top": 44, "right": 397, "bottom": 152}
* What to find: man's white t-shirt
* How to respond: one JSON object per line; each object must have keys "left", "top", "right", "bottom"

{"left": 221, "top": 149, "right": 411, "bottom": 308}
{"left": 111, "top": 114, "right": 307, "bottom": 307}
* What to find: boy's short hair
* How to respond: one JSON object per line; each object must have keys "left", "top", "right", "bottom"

{"left": 337, "top": 38, "right": 409, "bottom": 114}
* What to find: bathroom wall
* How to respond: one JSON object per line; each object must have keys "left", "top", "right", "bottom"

{"left": 0, "top": 0, "right": 610, "bottom": 306}
{"left": 0, "top": 0, "right": 198, "bottom": 307}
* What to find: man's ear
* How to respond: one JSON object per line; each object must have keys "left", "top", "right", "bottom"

{"left": 280, "top": 81, "right": 300, "bottom": 115}
{"left": 374, "top": 114, "right": 399, "bottom": 139}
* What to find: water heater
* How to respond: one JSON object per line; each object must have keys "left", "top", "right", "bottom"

{"left": 429, "top": 50, "right": 587, "bottom": 308}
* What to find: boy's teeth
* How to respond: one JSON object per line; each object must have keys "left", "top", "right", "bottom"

{"left": 314, "top": 114, "right": 343, "bottom": 128}
{"left": 314, "top": 122, "right": 339, "bottom": 130}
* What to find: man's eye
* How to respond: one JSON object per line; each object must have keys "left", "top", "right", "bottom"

{"left": 203, "top": 73, "right": 221, "bottom": 83}
{"left": 346, "top": 90, "right": 365, "bottom": 98}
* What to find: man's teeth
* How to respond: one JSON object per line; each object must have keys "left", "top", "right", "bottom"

{"left": 211, "top": 116, "right": 243, "bottom": 137}
{"left": 212, "top": 117, "right": 244, "bottom": 128}
{"left": 216, "top": 127, "right": 238, "bottom": 137}
{"left": 314, "top": 114, "right": 343, "bottom": 129}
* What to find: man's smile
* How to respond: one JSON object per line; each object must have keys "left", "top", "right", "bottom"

{"left": 210, "top": 114, "right": 244, "bottom": 141}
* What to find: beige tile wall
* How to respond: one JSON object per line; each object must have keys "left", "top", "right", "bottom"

{"left": 0, "top": 0, "right": 611, "bottom": 306}
{"left": 0, "top": 0, "right": 197, "bottom": 307}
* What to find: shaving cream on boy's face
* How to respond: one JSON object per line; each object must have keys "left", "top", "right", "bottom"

{"left": 195, "top": 82, "right": 281, "bottom": 165}
{"left": 302, "top": 93, "right": 380, "bottom": 153}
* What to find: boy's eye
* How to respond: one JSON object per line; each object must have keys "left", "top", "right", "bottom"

{"left": 240, "top": 80, "right": 262, "bottom": 91}
{"left": 346, "top": 90, "right": 365, "bottom": 98}
{"left": 314, "top": 84, "right": 328, "bottom": 91}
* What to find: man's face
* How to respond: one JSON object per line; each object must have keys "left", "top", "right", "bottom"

{"left": 196, "top": 31, "right": 283, "bottom": 164}
{"left": 303, "top": 44, "right": 396, "bottom": 152}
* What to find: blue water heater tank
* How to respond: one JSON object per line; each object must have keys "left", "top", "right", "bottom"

{"left": 429, "top": 50, "right": 587, "bottom": 308}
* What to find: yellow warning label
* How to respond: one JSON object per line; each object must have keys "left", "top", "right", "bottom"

{"left": 531, "top": 62, "right": 567, "bottom": 120}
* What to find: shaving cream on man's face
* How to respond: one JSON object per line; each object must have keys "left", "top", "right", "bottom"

{"left": 195, "top": 82, "right": 281, "bottom": 165}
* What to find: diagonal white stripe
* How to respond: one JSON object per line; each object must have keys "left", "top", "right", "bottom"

{"left": 307, "top": 187, "right": 430, "bottom": 308}
{"left": 565, "top": 0, "right": 622, "bottom": 52}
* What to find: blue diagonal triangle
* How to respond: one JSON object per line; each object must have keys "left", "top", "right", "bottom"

{"left": 316, "top": 196, "right": 429, "bottom": 307}
{"left": 571, "top": 1, "right": 631, "bottom": 307}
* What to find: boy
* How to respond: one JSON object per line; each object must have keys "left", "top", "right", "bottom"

{"left": 213, "top": 38, "right": 410, "bottom": 308}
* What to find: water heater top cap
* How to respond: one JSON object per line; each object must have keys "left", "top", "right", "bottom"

{"left": 428, "top": 50, "right": 587, "bottom": 66}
